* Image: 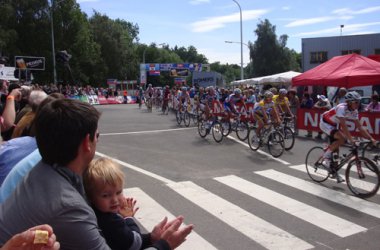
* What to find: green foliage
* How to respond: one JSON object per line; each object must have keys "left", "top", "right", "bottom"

{"left": 250, "top": 19, "right": 301, "bottom": 77}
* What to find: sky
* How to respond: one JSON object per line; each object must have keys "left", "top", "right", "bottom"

{"left": 77, "top": 0, "right": 380, "bottom": 65}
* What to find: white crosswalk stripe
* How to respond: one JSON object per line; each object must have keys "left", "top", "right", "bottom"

{"left": 214, "top": 175, "right": 366, "bottom": 237}
{"left": 255, "top": 169, "right": 380, "bottom": 219}
{"left": 124, "top": 187, "right": 217, "bottom": 250}
{"left": 166, "top": 181, "right": 314, "bottom": 250}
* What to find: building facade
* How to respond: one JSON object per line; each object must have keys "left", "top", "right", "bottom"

{"left": 302, "top": 33, "right": 380, "bottom": 71}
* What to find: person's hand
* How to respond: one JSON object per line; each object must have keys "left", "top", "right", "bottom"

{"left": 1, "top": 224, "right": 60, "bottom": 250}
{"left": 8, "top": 89, "right": 21, "bottom": 102}
{"left": 160, "top": 216, "right": 194, "bottom": 249}
{"left": 118, "top": 196, "right": 139, "bottom": 218}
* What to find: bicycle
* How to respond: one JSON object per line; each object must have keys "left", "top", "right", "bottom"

{"left": 198, "top": 115, "right": 224, "bottom": 143}
{"left": 278, "top": 114, "right": 295, "bottom": 151}
{"left": 220, "top": 113, "right": 249, "bottom": 141}
{"left": 247, "top": 121, "right": 285, "bottom": 158}
{"left": 176, "top": 106, "right": 191, "bottom": 127}
{"left": 360, "top": 140, "right": 380, "bottom": 164}
{"left": 305, "top": 142, "right": 380, "bottom": 198}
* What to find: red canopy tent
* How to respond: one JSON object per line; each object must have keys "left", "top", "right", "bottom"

{"left": 292, "top": 53, "right": 380, "bottom": 87}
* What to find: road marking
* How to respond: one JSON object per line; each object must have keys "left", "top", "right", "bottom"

{"left": 167, "top": 181, "right": 314, "bottom": 250}
{"left": 290, "top": 164, "right": 380, "bottom": 195}
{"left": 124, "top": 187, "right": 217, "bottom": 250}
{"left": 215, "top": 175, "right": 366, "bottom": 237}
{"left": 100, "top": 127, "right": 196, "bottom": 136}
{"left": 226, "top": 135, "right": 290, "bottom": 165}
{"left": 255, "top": 169, "right": 380, "bottom": 219}
{"left": 95, "top": 151, "right": 175, "bottom": 184}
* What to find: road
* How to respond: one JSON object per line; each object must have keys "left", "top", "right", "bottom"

{"left": 95, "top": 104, "right": 380, "bottom": 250}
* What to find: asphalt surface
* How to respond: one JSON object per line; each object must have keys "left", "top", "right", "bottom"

{"left": 95, "top": 104, "right": 380, "bottom": 250}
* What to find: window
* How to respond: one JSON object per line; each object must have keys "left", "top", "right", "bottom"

{"left": 375, "top": 49, "right": 380, "bottom": 55}
{"left": 310, "top": 51, "right": 328, "bottom": 64}
{"left": 341, "top": 49, "right": 361, "bottom": 55}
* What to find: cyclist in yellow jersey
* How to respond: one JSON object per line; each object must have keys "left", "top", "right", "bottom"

{"left": 253, "top": 91, "right": 281, "bottom": 139}
{"left": 272, "top": 88, "right": 293, "bottom": 117}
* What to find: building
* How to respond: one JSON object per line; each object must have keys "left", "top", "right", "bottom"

{"left": 302, "top": 33, "right": 380, "bottom": 71}
{"left": 301, "top": 33, "right": 380, "bottom": 97}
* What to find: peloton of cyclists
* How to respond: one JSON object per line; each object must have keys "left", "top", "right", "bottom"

{"left": 319, "top": 91, "right": 377, "bottom": 182}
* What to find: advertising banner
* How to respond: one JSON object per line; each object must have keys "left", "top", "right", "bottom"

{"left": 15, "top": 56, "right": 45, "bottom": 70}
{"left": 297, "top": 108, "right": 380, "bottom": 140}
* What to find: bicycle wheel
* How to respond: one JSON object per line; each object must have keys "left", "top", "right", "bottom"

{"left": 176, "top": 111, "right": 182, "bottom": 125}
{"left": 221, "top": 120, "right": 231, "bottom": 137}
{"left": 212, "top": 121, "right": 224, "bottom": 143}
{"left": 236, "top": 122, "right": 249, "bottom": 141}
{"left": 183, "top": 112, "right": 191, "bottom": 127}
{"left": 283, "top": 127, "right": 295, "bottom": 151}
{"left": 247, "top": 127, "right": 260, "bottom": 151}
{"left": 267, "top": 131, "right": 284, "bottom": 158}
{"left": 361, "top": 142, "right": 380, "bottom": 163}
{"left": 345, "top": 157, "right": 380, "bottom": 198}
{"left": 305, "top": 146, "right": 329, "bottom": 182}
{"left": 198, "top": 121, "right": 208, "bottom": 138}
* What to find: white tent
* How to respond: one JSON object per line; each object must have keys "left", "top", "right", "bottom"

{"left": 0, "top": 66, "right": 19, "bottom": 81}
{"left": 231, "top": 71, "right": 301, "bottom": 87}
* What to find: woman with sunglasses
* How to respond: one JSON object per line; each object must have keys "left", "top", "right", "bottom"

{"left": 319, "top": 91, "right": 377, "bottom": 182}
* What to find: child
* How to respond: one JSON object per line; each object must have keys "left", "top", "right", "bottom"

{"left": 83, "top": 157, "right": 172, "bottom": 250}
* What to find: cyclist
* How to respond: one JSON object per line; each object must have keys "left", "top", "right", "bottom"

{"left": 273, "top": 88, "right": 294, "bottom": 118}
{"left": 224, "top": 88, "right": 247, "bottom": 119}
{"left": 178, "top": 86, "right": 190, "bottom": 112}
{"left": 253, "top": 91, "right": 280, "bottom": 139}
{"left": 319, "top": 91, "right": 377, "bottom": 181}
{"left": 162, "top": 85, "right": 171, "bottom": 113}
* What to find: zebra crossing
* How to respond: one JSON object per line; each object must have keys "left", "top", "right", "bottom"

{"left": 123, "top": 165, "right": 380, "bottom": 250}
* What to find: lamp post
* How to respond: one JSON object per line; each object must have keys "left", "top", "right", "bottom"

{"left": 232, "top": 0, "right": 244, "bottom": 80}
{"left": 49, "top": 0, "right": 66, "bottom": 85}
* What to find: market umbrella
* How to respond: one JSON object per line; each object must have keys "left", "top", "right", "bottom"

{"left": 292, "top": 53, "right": 380, "bottom": 87}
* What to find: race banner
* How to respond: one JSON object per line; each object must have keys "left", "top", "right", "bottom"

{"left": 15, "top": 56, "right": 45, "bottom": 70}
{"left": 297, "top": 108, "right": 380, "bottom": 140}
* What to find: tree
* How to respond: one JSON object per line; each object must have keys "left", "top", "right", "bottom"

{"left": 250, "top": 19, "right": 301, "bottom": 77}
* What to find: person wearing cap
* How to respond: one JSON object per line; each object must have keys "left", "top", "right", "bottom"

{"left": 313, "top": 95, "right": 332, "bottom": 140}
{"left": 319, "top": 91, "right": 377, "bottom": 182}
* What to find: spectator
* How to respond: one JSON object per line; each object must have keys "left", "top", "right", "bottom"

{"left": 365, "top": 94, "right": 380, "bottom": 112}
{"left": 0, "top": 224, "right": 60, "bottom": 250}
{"left": 332, "top": 87, "right": 347, "bottom": 107}
{"left": 313, "top": 95, "right": 332, "bottom": 140}
{"left": 0, "top": 99, "right": 193, "bottom": 249}
{"left": 300, "top": 93, "right": 314, "bottom": 137}
{"left": 12, "top": 90, "right": 48, "bottom": 138}
{"left": 84, "top": 157, "right": 192, "bottom": 250}
{"left": 0, "top": 88, "right": 22, "bottom": 140}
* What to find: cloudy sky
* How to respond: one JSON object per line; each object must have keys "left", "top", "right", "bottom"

{"left": 77, "top": 0, "right": 380, "bottom": 65}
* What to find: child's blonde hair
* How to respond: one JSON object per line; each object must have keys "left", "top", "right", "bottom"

{"left": 83, "top": 157, "right": 125, "bottom": 197}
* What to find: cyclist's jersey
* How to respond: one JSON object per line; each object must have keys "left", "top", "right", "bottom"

{"left": 199, "top": 93, "right": 207, "bottom": 104}
{"left": 254, "top": 100, "right": 274, "bottom": 113}
{"left": 322, "top": 103, "right": 359, "bottom": 126}
{"left": 145, "top": 88, "right": 153, "bottom": 98}
{"left": 245, "top": 95, "right": 256, "bottom": 104}
{"left": 224, "top": 94, "right": 244, "bottom": 105}
{"left": 178, "top": 91, "right": 190, "bottom": 104}
{"left": 163, "top": 89, "right": 170, "bottom": 99}
{"left": 205, "top": 94, "right": 217, "bottom": 107}
{"left": 273, "top": 95, "right": 289, "bottom": 107}
{"left": 138, "top": 89, "right": 144, "bottom": 97}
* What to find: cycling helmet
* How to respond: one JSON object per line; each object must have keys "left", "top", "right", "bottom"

{"left": 279, "top": 88, "right": 287, "bottom": 95}
{"left": 148, "top": 83, "right": 152, "bottom": 87}
{"left": 264, "top": 91, "right": 274, "bottom": 98}
{"left": 181, "top": 86, "right": 187, "bottom": 91}
{"left": 269, "top": 87, "right": 278, "bottom": 95}
{"left": 234, "top": 88, "right": 242, "bottom": 95}
{"left": 344, "top": 91, "right": 361, "bottom": 102}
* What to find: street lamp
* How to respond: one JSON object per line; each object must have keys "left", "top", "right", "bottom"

{"left": 49, "top": 0, "right": 66, "bottom": 85}
{"left": 232, "top": 0, "right": 244, "bottom": 80}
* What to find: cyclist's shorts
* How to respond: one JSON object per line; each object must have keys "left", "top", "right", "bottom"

{"left": 319, "top": 117, "right": 339, "bottom": 142}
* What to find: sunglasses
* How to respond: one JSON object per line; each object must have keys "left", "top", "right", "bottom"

{"left": 95, "top": 132, "right": 100, "bottom": 141}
